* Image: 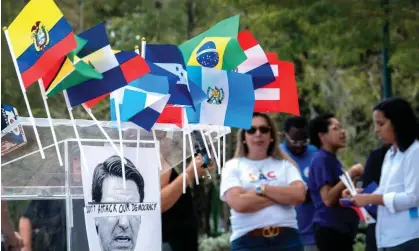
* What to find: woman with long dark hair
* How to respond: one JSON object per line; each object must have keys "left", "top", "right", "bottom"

{"left": 220, "top": 112, "right": 306, "bottom": 251}
{"left": 347, "top": 97, "right": 419, "bottom": 251}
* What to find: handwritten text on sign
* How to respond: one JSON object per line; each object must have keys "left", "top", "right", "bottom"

{"left": 85, "top": 202, "right": 158, "bottom": 218}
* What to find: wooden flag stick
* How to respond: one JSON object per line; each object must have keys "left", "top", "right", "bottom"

{"left": 114, "top": 94, "right": 126, "bottom": 189}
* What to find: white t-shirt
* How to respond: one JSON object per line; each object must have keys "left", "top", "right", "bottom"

{"left": 220, "top": 157, "right": 304, "bottom": 242}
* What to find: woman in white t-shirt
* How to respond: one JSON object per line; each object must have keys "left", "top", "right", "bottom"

{"left": 220, "top": 112, "right": 306, "bottom": 251}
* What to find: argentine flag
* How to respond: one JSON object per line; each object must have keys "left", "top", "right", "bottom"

{"left": 186, "top": 66, "right": 255, "bottom": 129}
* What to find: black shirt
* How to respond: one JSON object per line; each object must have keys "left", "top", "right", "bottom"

{"left": 162, "top": 169, "right": 198, "bottom": 251}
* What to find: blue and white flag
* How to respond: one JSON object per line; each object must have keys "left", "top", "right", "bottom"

{"left": 186, "top": 66, "right": 255, "bottom": 129}
{"left": 110, "top": 74, "right": 171, "bottom": 130}
{"left": 145, "top": 44, "right": 206, "bottom": 107}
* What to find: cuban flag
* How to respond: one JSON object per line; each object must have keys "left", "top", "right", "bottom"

{"left": 236, "top": 30, "right": 275, "bottom": 89}
{"left": 145, "top": 44, "right": 206, "bottom": 107}
{"left": 186, "top": 66, "right": 254, "bottom": 129}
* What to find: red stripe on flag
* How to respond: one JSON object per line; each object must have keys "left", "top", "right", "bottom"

{"left": 84, "top": 93, "right": 109, "bottom": 109}
{"left": 120, "top": 55, "right": 150, "bottom": 83}
{"left": 254, "top": 52, "right": 281, "bottom": 112}
{"left": 156, "top": 105, "right": 183, "bottom": 128}
{"left": 277, "top": 61, "right": 300, "bottom": 116}
{"left": 41, "top": 56, "right": 66, "bottom": 89}
{"left": 237, "top": 30, "right": 259, "bottom": 51}
{"left": 21, "top": 33, "right": 77, "bottom": 89}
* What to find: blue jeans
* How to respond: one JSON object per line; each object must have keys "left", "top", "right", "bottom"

{"left": 230, "top": 228, "right": 303, "bottom": 251}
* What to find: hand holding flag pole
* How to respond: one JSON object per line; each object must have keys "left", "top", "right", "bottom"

{"left": 3, "top": 27, "right": 45, "bottom": 159}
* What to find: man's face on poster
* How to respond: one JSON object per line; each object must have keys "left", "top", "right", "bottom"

{"left": 95, "top": 176, "right": 141, "bottom": 251}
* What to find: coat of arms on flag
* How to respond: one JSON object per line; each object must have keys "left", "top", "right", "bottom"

{"left": 207, "top": 86, "right": 225, "bottom": 104}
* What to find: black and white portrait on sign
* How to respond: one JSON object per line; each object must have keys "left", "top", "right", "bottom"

{"left": 81, "top": 145, "right": 161, "bottom": 251}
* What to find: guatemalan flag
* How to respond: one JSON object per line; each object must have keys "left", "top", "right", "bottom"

{"left": 186, "top": 66, "right": 255, "bottom": 129}
{"left": 236, "top": 30, "right": 275, "bottom": 90}
{"left": 145, "top": 44, "right": 206, "bottom": 107}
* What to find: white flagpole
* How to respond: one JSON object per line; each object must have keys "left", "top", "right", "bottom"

{"left": 114, "top": 94, "right": 126, "bottom": 189}
{"left": 136, "top": 128, "right": 140, "bottom": 166}
{"left": 217, "top": 126, "right": 221, "bottom": 174}
{"left": 182, "top": 126, "right": 187, "bottom": 194}
{"left": 152, "top": 130, "right": 162, "bottom": 170}
{"left": 38, "top": 80, "right": 63, "bottom": 166}
{"left": 207, "top": 126, "right": 221, "bottom": 172}
{"left": 3, "top": 27, "right": 45, "bottom": 159}
{"left": 222, "top": 126, "right": 226, "bottom": 168}
{"left": 183, "top": 110, "right": 199, "bottom": 184}
{"left": 63, "top": 90, "right": 89, "bottom": 177}
{"left": 138, "top": 39, "right": 162, "bottom": 171}
{"left": 200, "top": 129, "right": 212, "bottom": 159}
{"left": 82, "top": 104, "right": 125, "bottom": 160}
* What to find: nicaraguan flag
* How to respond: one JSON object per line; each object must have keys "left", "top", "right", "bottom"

{"left": 186, "top": 66, "right": 255, "bottom": 129}
{"left": 145, "top": 44, "right": 206, "bottom": 107}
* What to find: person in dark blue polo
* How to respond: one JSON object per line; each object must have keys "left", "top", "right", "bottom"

{"left": 280, "top": 116, "right": 318, "bottom": 251}
{"left": 307, "top": 114, "right": 364, "bottom": 251}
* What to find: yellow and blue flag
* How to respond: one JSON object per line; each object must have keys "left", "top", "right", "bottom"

{"left": 7, "top": 0, "right": 77, "bottom": 89}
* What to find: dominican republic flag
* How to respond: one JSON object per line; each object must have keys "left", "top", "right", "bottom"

{"left": 186, "top": 66, "right": 255, "bottom": 129}
{"left": 66, "top": 23, "right": 149, "bottom": 107}
{"left": 145, "top": 44, "right": 206, "bottom": 107}
{"left": 254, "top": 52, "right": 280, "bottom": 112}
{"left": 236, "top": 30, "right": 275, "bottom": 90}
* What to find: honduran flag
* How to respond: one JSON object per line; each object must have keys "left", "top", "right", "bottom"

{"left": 7, "top": 0, "right": 77, "bottom": 88}
{"left": 145, "top": 44, "right": 206, "bottom": 107}
{"left": 186, "top": 66, "right": 255, "bottom": 129}
{"left": 66, "top": 23, "right": 149, "bottom": 107}
{"left": 236, "top": 30, "right": 275, "bottom": 90}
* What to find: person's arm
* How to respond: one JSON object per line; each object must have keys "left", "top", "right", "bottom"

{"left": 224, "top": 187, "right": 274, "bottom": 213}
{"left": 160, "top": 155, "right": 207, "bottom": 213}
{"left": 319, "top": 162, "right": 364, "bottom": 207}
{"left": 264, "top": 181, "right": 306, "bottom": 206}
{"left": 19, "top": 217, "right": 32, "bottom": 251}
{"left": 353, "top": 148, "right": 419, "bottom": 211}
{"left": 2, "top": 201, "right": 24, "bottom": 250}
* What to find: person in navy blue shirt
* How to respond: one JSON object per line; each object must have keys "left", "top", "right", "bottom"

{"left": 307, "top": 114, "right": 364, "bottom": 251}
{"left": 280, "top": 116, "right": 318, "bottom": 251}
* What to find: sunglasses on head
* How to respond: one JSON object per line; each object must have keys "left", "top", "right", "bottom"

{"left": 246, "top": 126, "right": 271, "bottom": 134}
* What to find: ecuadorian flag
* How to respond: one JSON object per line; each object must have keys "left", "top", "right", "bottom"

{"left": 7, "top": 0, "right": 77, "bottom": 89}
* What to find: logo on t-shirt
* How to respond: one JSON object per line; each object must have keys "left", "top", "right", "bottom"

{"left": 248, "top": 171, "right": 277, "bottom": 182}
{"left": 303, "top": 166, "right": 310, "bottom": 179}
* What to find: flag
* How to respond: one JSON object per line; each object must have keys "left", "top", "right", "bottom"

{"left": 156, "top": 105, "right": 183, "bottom": 128}
{"left": 65, "top": 23, "right": 149, "bottom": 107}
{"left": 237, "top": 30, "right": 275, "bottom": 89}
{"left": 7, "top": 0, "right": 77, "bottom": 88}
{"left": 254, "top": 52, "right": 281, "bottom": 112}
{"left": 42, "top": 36, "right": 103, "bottom": 97}
{"left": 186, "top": 67, "right": 255, "bottom": 129}
{"left": 145, "top": 44, "right": 206, "bottom": 107}
{"left": 277, "top": 60, "right": 300, "bottom": 116}
{"left": 110, "top": 74, "right": 170, "bottom": 122}
{"left": 179, "top": 15, "right": 246, "bottom": 71}
{"left": 129, "top": 94, "right": 171, "bottom": 131}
